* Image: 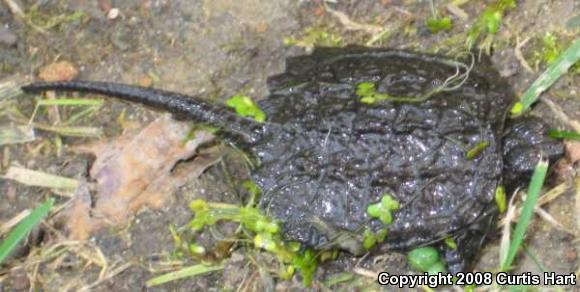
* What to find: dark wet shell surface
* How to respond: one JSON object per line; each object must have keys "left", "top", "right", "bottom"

{"left": 253, "top": 48, "right": 514, "bottom": 251}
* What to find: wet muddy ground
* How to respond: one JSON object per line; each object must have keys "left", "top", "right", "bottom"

{"left": 0, "top": 0, "right": 579, "bottom": 291}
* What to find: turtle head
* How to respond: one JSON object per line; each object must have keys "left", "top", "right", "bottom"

{"left": 502, "top": 117, "right": 564, "bottom": 188}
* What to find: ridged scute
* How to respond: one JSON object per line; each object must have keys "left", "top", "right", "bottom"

{"left": 254, "top": 47, "right": 513, "bottom": 251}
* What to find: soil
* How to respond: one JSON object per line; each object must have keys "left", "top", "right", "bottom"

{"left": 0, "top": 0, "right": 578, "bottom": 291}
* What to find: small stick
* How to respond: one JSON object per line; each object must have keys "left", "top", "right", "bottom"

{"left": 0, "top": 209, "right": 32, "bottom": 236}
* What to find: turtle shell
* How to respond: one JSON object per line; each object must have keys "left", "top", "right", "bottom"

{"left": 253, "top": 47, "right": 514, "bottom": 253}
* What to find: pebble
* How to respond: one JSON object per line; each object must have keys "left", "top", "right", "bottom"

{"left": 107, "top": 8, "right": 120, "bottom": 20}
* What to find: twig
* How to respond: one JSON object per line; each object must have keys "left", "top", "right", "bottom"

{"left": 446, "top": 3, "right": 468, "bottom": 21}
{"left": 515, "top": 36, "right": 534, "bottom": 73}
{"left": 352, "top": 267, "right": 378, "bottom": 279}
{"left": 533, "top": 206, "right": 575, "bottom": 235}
{"left": 0, "top": 210, "right": 31, "bottom": 236}
{"left": 45, "top": 91, "right": 62, "bottom": 125}
{"left": 325, "top": 6, "right": 383, "bottom": 34}
{"left": 3, "top": 0, "right": 25, "bottom": 20}
{"left": 499, "top": 181, "right": 570, "bottom": 227}
{"left": 78, "top": 262, "right": 132, "bottom": 291}
{"left": 541, "top": 97, "right": 580, "bottom": 132}
{"left": 366, "top": 27, "right": 394, "bottom": 46}
{"left": 2, "top": 0, "right": 48, "bottom": 34}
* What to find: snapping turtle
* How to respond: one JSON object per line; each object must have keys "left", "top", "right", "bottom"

{"left": 22, "top": 47, "right": 563, "bottom": 273}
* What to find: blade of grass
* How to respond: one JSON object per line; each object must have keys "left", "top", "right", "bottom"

{"left": 499, "top": 188, "right": 519, "bottom": 266}
{"left": 0, "top": 76, "right": 27, "bottom": 101}
{"left": 0, "top": 126, "right": 35, "bottom": 146}
{"left": 2, "top": 166, "right": 79, "bottom": 190}
{"left": 511, "top": 39, "right": 580, "bottom": 116}
{"left": 324, "top": 272, "right": 355, "bottom": 287}
{"left": 500, "top": 158, "right": 548, "bottom": 272}
{"left": 35, "top": 98, "right": 104, "bottom": 107}
{"left": 547, "top": 130, "right": 580, "bottom": 140}
{"left": 78, "top": 262, "right": 132, "bottom": 292}
{"left": 521, "top": 244, "right": 548, "bottom": 273}
{"left": 0, "top": 198, "right": 54, "bottom": 264}
{"left": 366, "top": 27, "right": 394, "bottom": 46}
{"left": 29, "top": 99, "right": 104, "bottom": 126}
{"left": 63, "top": 105, "right": 102, "bottom": 125}
{"left": 145, "top": 263, "right": 224, "bottom": 287}
{"left": 31, "top": 123, "right": 102, "bottom": 138}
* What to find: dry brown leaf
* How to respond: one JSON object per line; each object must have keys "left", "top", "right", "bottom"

{"left": 138, "top": 75, "right": 153, "bottom": 87}
{"left": 64, "top": 183, "right": 93, "bottom": 240}
{"left": 575, "top": 177, "right": 580, "bottom": 237}
{"left": 554, "top": 141, "right": 580, "bottom": 180}
{"left": 64, "top": 116, "right": 219, "bottom": 239}
{"left": 564, "top": 141, "right": 580, "bottom": 164}
{"left": 38, "top": 61, "right": 79, "bottom": 82}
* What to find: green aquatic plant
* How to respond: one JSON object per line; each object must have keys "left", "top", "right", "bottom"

{"left": 188, "top": 197, "right": 318, "bottom": 286}
{"left": 367, "top": 194, "right": 400, "bottom": 225}
{"left": 242, "top": 179, "right": 262, "bottom": 206}
{"left": 466, "top": 141, "right": 490, "bottom": 160}
{"left": 291, "top": 249, "right": 318, "bottom": 286}
{"left": 538, "top": 33, "right": 563, "bottom": 65}
{"left": 466, "top": 0, "right": 516, "bottom": 52}
{"left": 444, "top": 237, "right": 457, "bottom": 250}
{"left": 356, "top": 81, "right": 434, "bottom": 104}
{"left": 531, "top": 32, "right": 580, "bottom": 74}
{"left": 407, "top": 246, "right": 446, "bottom": 275}
{"left": 495, "top": 185, "right": 507, "bottom": 213}
{"left": 355, "top": 56, "right": 473, "bottom": 104}
{"left": 283, "top": 26, "right": 344, "bottom": 48}
{"left": 426, "top": 17, "right": 453, "bottom": 34}
{"left": 26, "top": 7, "right": 86, "bottom": 31}
{"left": 362, "top": 228, "right": 388, "bottom": 250}
{"left": 426, "top": 0, "right": 453, "bottom": 34}
{"left": 225, "top": 95, "right": 266, "bottom": 122}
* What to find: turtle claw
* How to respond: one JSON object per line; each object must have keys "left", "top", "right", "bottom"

{"left": 443, "top": 213, "right": 497, "bottom": 274}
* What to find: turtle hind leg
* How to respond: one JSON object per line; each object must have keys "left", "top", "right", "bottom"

{"left": 443, "top": 213, "right": 497, "bottom": 274}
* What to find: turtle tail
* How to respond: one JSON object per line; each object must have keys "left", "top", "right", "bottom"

{"left": 21, "top": 81, "right": 266, "bottom": 143}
